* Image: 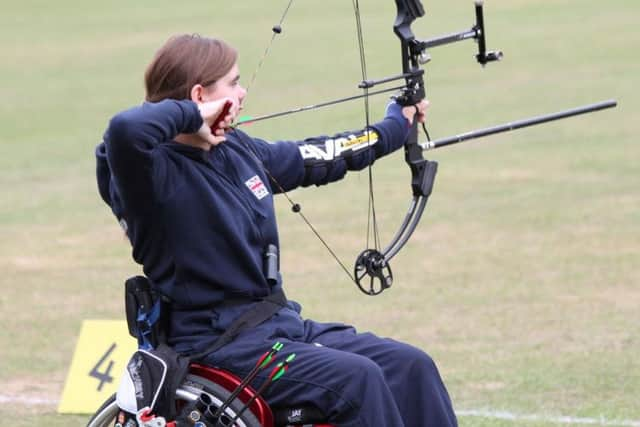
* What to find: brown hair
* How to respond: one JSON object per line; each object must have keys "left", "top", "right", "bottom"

{"left": 144, "top": 34, "right": 238, "bottom": 102}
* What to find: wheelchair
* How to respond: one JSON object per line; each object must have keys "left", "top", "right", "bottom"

{"left": 86, "top": 276, "right": 334, "bottom": 427}
{"left": 86, "top": 362, "right": 334, "bottom": 427}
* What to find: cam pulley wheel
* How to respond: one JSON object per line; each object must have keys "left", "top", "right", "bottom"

{"left": 354, "top": 249, "right": 393, "bottom": 296}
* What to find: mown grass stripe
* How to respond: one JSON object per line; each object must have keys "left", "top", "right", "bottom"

{"left": 459, "top": 409, "right": 640, "bottom": 427}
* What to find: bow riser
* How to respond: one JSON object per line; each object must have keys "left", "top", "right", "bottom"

{"left": 353, "top": 0, "right": 432, "bottom": 296}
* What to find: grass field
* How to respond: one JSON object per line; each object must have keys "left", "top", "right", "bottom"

{"left": 1, "top": 0, "right": 638, "bottom": 426}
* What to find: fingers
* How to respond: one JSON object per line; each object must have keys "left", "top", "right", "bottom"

{"left": 198, "top": 97, "right": 239, "bottom": 127}
{"left": 209, "top": 135, "right": 227, "bottom": 145}
{"left": 196, "top": 123, "right": 227, "bottom": 146}
{"left": 210, "top": 109, "right": 234, "bottom": 133}
{"left": 400, "top": 99, "right": 430, "bottom": 124}
{"left": 195, "top": 97, "right": 240, "bottom": 146}
{"left": 415, "top": 99, "right": 430, "bottom": 123}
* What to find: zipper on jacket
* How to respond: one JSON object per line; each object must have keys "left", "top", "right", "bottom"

{"left": 209, "top": 147, "right": 266, "bottom": 244}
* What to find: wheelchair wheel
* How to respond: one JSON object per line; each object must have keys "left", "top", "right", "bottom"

{"left": 86, "top": 374, "right": 262, "bottom": 427}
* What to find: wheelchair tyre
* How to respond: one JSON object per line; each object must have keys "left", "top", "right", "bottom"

{"left": 86, "top": 374, "right": 263, "bottom": 427}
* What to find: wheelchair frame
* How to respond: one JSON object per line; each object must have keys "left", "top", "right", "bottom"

{"left": 86, "top": 362, "right": 334, "bottom": 427}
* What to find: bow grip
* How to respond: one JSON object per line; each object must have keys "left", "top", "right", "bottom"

{"left": 404, "top": 120, "right": 438, "bottom": 198}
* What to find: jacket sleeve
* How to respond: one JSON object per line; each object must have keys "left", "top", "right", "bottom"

{"left": 103, "top": 99, "right": 203, "bottom": 213}
{"left": 247, "top": 102, "right": 410, "bottom": 192}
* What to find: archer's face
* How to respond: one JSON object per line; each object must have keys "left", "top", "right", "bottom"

{"left": 203, "top": 63, "right": 246, "bottom": 109}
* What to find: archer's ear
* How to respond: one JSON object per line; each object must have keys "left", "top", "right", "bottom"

{"left": 189, "top": 84, "right": 204, "bottom": 103}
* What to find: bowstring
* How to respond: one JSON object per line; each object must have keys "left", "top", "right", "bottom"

{"left": 243, "top": 0, "right": 294, "bottom": 100}
{"left": 352, "top": 0, "right": 381, "bottom": 253}
{"left": 236, "top": 0, "right": 357, "bottom": 284}
{"left": 234, "top": 131, "right": 356, "bottom": 283}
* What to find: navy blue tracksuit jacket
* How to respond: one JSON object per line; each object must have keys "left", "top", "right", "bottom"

{"left": 97, "top": 99, "right": 457, "bottom": 426}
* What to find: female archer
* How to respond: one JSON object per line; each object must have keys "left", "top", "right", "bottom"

{"left": 96, "top": 33, "right": 457, "bottom": 427}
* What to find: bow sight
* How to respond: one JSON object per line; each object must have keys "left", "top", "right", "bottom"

{"left": 361, "top": 1, "right": 502, "bottom": 90}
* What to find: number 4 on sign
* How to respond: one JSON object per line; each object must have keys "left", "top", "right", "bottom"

{"left": 89, "top": 343, "right": 116, "bottom": 392}
{"left": 58, "top": 320, "right": 137, "bottom": 414}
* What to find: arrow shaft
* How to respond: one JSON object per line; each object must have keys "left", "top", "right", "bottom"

{"left": 236, "top": 85, "right": 405, "bottom": 125}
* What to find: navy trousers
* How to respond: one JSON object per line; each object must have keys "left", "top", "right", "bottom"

{"left": 196, "top": 305, "right": 458, "bottom": 427}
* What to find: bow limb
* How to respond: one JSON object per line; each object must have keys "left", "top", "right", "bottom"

{"left": 353, "top": 0, "right": 439, "bottom": 296}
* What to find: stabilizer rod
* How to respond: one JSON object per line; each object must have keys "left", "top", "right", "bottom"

{"left": 420, "top": 99, "right": 617, "bottom": 151}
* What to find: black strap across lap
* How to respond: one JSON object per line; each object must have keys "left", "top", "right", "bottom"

{"left": 189, "top": 289, "right": 288, "bottom": 360}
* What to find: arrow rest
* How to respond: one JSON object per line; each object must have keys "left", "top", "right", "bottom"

{"left": 354, "top": 249, "right": 393, "bottom": 296}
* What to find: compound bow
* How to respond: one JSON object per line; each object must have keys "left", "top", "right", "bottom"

{"left": 238, "top": 0, "right": 617, "bottom": 296}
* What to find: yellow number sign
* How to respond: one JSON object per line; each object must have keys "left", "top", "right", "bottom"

{"left": 58, "top": 320, "right": 137, "bottom": 414}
